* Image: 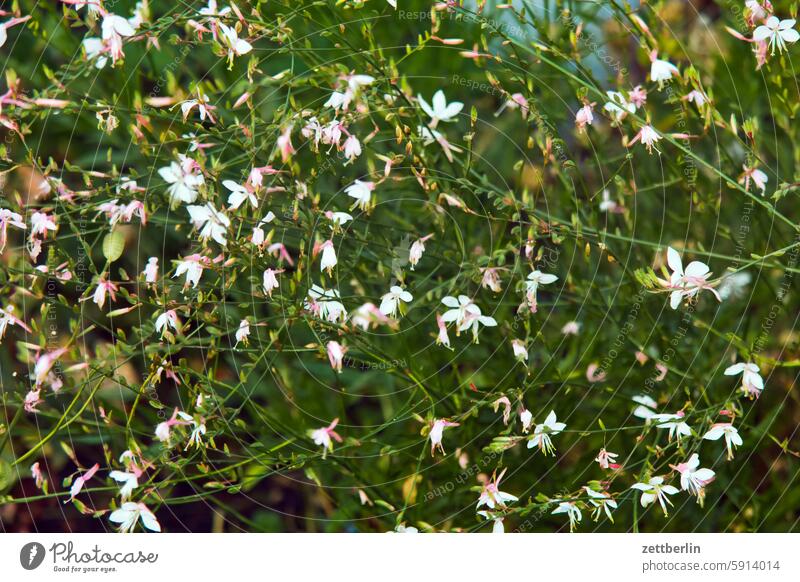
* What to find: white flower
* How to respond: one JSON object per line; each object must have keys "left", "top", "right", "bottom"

{"left": 218, "top": 22, "right": 252, "bottom": 62}
{"left": 101, "top": 14, "right": 135, "bottom": 65}
{"left": 603, "top": 90, "right": 636, "bottom": 121}
{"left": 0, "top": 208, "right": 28, "bottom": 252}
{"left": 527, "top": 410, "right": 566, "bottom": 455}
{"left": 703, "top": 424, "right": 743, "bottom": 460}
{"left": 319, "top": 240, "right": 337, "bottom": 274}
{"left": 630, "top": 476, "right": 679, "bottom": 516}
{"left": 235, "top": 319, "right": 250, "bottom": 346}
{"left": 174, "top": 254, "right": 208, "bottom": 288}
{"left": 325, "top": 91, "right": 349, "bottom": 111}
{"left": 418, "top": 90, "right": 463, "bottom": 125}
{"left": 754, "top": 16, "right": 799, "bottom": 55}
{"left": 180, "top": 94, "right": 215, "bottom": 123}
{"left": 155, "top": 310, "right": 179, "bottom": 338}
{"left": 632, "top": 394, "right": 658, "bottom": 421}
{"left": 524, "top": 270, "right": 558, "bottom": 312}
{"left": 585, "top": 487, "right": 618, "bottom": 522}
{"left": 224, "top": 180, "right": 257, "bottom": 209}
{"left": 519, "top": 408, "right": 533, "bottom": 433}
{"left": 457, "top": 303, "right": 497, "bottom": 343}
{"left": 511, "top": 339, "right": 528, "bottom": 362}
{"left": 551, "top": 501, "right": 582, "bottom": 532}
{"left": 664, "top": 247, "right": 721, "bottom": 309}
{"left": 599, "top": 189, "right": 620, "bottom": 212}
{"left": 429, "top": 418, "right": 459, "bottom": 456}
{"left": 159, "top": 155, "right": 204, "bottom": 204}
{"left": 306, "top": 285, "right": 347, "bottom": 323}
{"left": 650, "top": 56, "right": 680, "bottom": 86}
{"left": 143, "top": 257, "right": 158, "bottom": 283}
{"left": 108, "top": 470, "right": 139, "bottom": 501}
{"left": 186, "top": 203, "right": 230, "bottom": 246}
{"left": 651, "top": 411, "right": 692, "bottom": 442}
{"left": 441, "top": 295, "right": 479, "bottom": 329}
{"left": 326, "top": 211, "right": 353, "bottom": 227}
{"left": 725, "top": 362, "right": 764, "bottom": 397}
{"left": 82, "top": 37, "right": 108, "bottom": 69}
{"left": 108, "top": 502, "right": 161, "bottom": 533}
{"left": 198, "top": 0, "right": 231, "bottom": 17}
{"left": 718, "top": 271, "right": 751, "bottom": 300}
{"left": 674, "top": 454, "right": 715, "bottom": 498}
{"left": 262, "top": 268, "right": 281, "bottom": 297}
{"left": 379, "top": 286, "right": 413, "bottom": 318}
{"left": 345, "top": 180, "right": 374, "bottom": 211}
{"left": 0, "top": 305, "right": 31, "bottom": 341}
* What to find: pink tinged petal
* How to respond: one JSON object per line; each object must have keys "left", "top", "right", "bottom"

{"left": 684, "top": 261, "right": 710, "bottom": 278}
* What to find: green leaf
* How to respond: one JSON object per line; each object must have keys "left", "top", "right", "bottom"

{"left": 102, "top": 229, "right": 125, "bottom": 263}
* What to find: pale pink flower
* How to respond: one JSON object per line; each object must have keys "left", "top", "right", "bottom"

{"left": 92, "top": 278, "right": 119, "bottom": 309}
{"left": 34, "top": 348, "right": 68, "bottom": 387}
{"left": 739, "top": 165, "right": 768, "bottom": 194}
{"left": 476, "top": 468, "right": 518, "bottom": 510}
{"left": 628, "top": 124, "right": 661, "bottom": 154}
{"left": 143, "top": 257, "right": 158, "bottom": 283}
{"left": 65, "top": 463, "right": 99, "bottom": 503}
{"left": 480, "top": 267, "right": 503, "bottom": 292}
{"left": 409, "top": 234, "right": 433, "bottom": 270}
{"left": 342, "top": 134, "right": 362, "bottom": 162}
{"left": 575, "top": 103, "right": 594, "bottom": 131}
{"left": 561, "top": 321, "right": 580, "bottom": 335}
{"left": 31, "top": 462, "right": 45, "bottom": 490}
{"left": 24, "top": 389, "right": 42, "bottom": 413}
{"left": 595, "top": 448, "right": 620, "bottom": 470}
{"left": 435, "top": 313, "right": 450, "bottom": 348}
{"left": 277, "top": 126, "right": 295, "bottom": 162}
{"left": 586, "top": 363, "right": 606, "bottom": 383}
{"left": 326, "top": 341, "right": 346, "bottom": 372}
{"left": 492, "top": 396, "right": 511, "bottom": 425}
{"left": 311, "top": 418, "right": 343, "bottom": 459}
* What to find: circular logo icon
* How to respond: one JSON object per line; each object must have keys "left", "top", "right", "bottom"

{"left": 19, "top": 542, "right": 46, "bottom": 570}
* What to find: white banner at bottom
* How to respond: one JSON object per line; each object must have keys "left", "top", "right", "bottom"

{"left": 0, "top": 533, "right": 796, "bottom": 581}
